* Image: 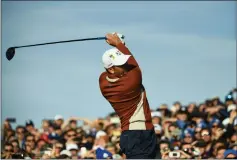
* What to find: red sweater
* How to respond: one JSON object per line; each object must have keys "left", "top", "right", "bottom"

{"left": 99, "top": 43, "right": 153, "bottom": 131}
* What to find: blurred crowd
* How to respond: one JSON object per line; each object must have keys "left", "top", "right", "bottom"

{"left": 1, "top": 88, "right": 237, "bottom": 159}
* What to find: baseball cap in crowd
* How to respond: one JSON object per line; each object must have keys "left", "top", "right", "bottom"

{"left": 60, "top": 150, "right": 72, "bottom": 157}
{"left": 157, "top": 104, "right": 168, "bottom": 110}
{"left": 151, "top": 111, "right": 162, "bottom": 118}
{"left": 96, "top": 147, "right": 113, "bottom": 159}
{"left": 227, "top": 104, "right": 237, "bottom": 112}
{"left": 224, "top": 149, "right": 237, "bottom": 158}
{"left": 183, "top": 128, "right": 194, "bottom": 138}
{"left": 40, "top": 134, "right": 49, "bottom": 142}
{"left": 102, "top": 48, "right": 131, "bottom": 69}
{"left": 25, "top": 120, "right": 34, "bottom": 127}
{"left": 209, "top": 118, "right": 220, "bottom": 126}
{"left": 54, "top": 115, "right": 63, "bottom": 121}
{"left": 66, "top": 143, "right": 78, "bottom": 151}
{"left": 196, "top": 122, "right": 207, "bottom": 129}
{"left": 96, "top": 130, "right": 107, "bottom": 139}
{"left": 176, "top": 120, "right": 187, "bottom": 129}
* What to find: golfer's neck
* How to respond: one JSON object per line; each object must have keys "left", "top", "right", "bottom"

{"left": 107, "top": 73, "right": 120, "bottom": 79}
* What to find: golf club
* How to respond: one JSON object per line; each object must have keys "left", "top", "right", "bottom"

{"left": 6, "top": 36, "right": 107, "bottom": 61}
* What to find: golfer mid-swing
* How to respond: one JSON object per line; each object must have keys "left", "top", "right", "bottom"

{"left": 99, "top": 33, "right": 157, "bottom": 159}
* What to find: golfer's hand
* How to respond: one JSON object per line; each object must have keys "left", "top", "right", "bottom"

{"left": 106, "top": 33, "right": 122, "bottom": 47}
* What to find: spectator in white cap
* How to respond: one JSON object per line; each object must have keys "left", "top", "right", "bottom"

{"left": 59, "top": 150, "right": 72, "bottom": 159}
{"left": 54, "top": 115, "right": 64, "bottom": 128}
{"left": 151, "top": 111, "right": 162, "bottom": 125}
{"left": 66, "top": 143, "right": 79, "bottom": 159}
{"left": 96, "top": 130, "right": 107, "bottom": 139}
{"left": 222, "top": 104, "right": 237, "bottom": 126}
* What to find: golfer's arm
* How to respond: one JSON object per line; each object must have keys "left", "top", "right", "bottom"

{"left": 116, "top": 43, "right": 139, "bottom": 67}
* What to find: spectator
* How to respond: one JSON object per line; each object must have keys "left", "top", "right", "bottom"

{"left": 24, "top": 134, "right": 36, "bottom": 158}
{"left": 25, "top": 120, "right": 35, "bottom": 133}
{"left": 158, "top": 140, "right": 170, "bottom": 158}
{"left": 200, "top": 128, "right": 212, "bottom": 157}
{"left": 182, "top": 128, "right": 194, "bottom": 144}
{"left": 54, "top": 115, "right": 64, "bottom": 128}
{"left": 216, "top": 146, "right": 226, "bottom": 159}
{"left": 15, "top": 126, "right": 25, "bottom": 149}
{"left": 224, "top": 149, "right": 237, "bottom": 159}
{"left": 151, "top": 111, "right": 162, "bottom": 125}
{"left": 181, "top": 142, "right": 193, "bottom": 157}
{"left": 4, "top": 129, "right": 15, "bottom": 143}
{"left": 187, "top": 103, "right": 196, "bottom": 114}
{"left": 1, "top": 143, "right": 13, "bottom": 159}
{"left": 66, "top": 143, "right": 79, "bottom": 159}
{"left": 175, "top": 107, "right": 188, "bottom": 129}
{"left": 34, "top": 139, "right": 48, "bottom": 158}
{"left": 193, "top": 140, "right": 208, "bottom": 158}
{"left": 50, "top": 142, "right": 64, "bottom": 158}
{"left": 10, "top": 140, "right": 20, "bottom": 154}
{"left": 1, "top": 88, "right": 236, "bottom": 159}
{"left": 64, "top": 129, "right": 77, "bottom": 144}
{"left": 157, "top": 104, "right": 172, "bottom": 118}
{"left": 170, "top": 101, "right": 182, "bottom": 115}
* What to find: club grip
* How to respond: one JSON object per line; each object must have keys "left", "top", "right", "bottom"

{"left": 97, "top": 37, "right": 107, "bottom": 40}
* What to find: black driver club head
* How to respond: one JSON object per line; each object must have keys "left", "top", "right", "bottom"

{"left": 6, "top": 47, "right": 15, "bottom": 61}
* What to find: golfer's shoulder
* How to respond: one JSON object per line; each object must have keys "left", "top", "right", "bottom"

{"left": 99, "top": 72, "right": 107, "bottom": 83}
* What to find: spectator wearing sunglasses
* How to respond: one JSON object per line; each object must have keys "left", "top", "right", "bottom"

{"left": 200, "top": 128, "right": 213, "bottom": 157}
{"left": 1, "top": 143, "right": 14, "bottom": 159}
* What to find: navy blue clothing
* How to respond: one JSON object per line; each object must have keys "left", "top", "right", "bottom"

{"left": 120, "top": 130, "right": 157, "bottom": 159}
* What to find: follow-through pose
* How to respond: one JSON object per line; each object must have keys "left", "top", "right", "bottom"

{"left": 99, "top": 33, "right": 157, "bottom": 159}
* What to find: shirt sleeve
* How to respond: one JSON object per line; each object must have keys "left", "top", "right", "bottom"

{"left": 116, "top": 43, "right": 139, "bottom": 67}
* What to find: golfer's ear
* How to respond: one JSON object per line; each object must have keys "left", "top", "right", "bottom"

{"left": 107, "top": 67, "right": 114, "bottom": 74}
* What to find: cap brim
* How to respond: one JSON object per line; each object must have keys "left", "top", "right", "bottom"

{"left": 113, "top": 55, "right": 131, "bottom": 66}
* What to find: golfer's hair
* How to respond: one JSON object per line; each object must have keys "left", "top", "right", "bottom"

{"left": 105, "top": 63, "right": 134, "bottom": 73}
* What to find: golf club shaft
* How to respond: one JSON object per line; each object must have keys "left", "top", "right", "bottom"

{"left": 13, "top": 37, "right": 106, "bottom": 49}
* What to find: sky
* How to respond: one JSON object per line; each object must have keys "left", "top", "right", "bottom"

{"left": 1, "top": 1, "right": 236, "bottom": 129}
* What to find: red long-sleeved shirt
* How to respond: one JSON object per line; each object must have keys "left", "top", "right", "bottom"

{"left": 99, "top": 43, "right": 153, "bottom": 131}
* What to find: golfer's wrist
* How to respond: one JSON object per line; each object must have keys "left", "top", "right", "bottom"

{"left": 115, "top": 42, "right": 125, "bottom": 48}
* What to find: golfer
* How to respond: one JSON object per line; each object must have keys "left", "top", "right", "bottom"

{"left": 99, "top": 33, "right": 157, "bottom": 159}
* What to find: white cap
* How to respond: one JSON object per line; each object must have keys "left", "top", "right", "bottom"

{"left": 60, "top": 150, "right": 72, "bottom": 157}
{"left": 151, "top": 111, "right": 162, "bottom": 118}
{"left": 66, "top": 143, "right": 78, "bottom": 151}
{"left": 44, "top": 150, "right": 51, "bottom": 156}
{"left": 54, "top": 115, "right": 63, "bottom": 121}
{"left": 102, "top": 48, "right": 131, "bottom": 69}
{"left": 96, "top": 130, "right": 107, "bottom": 139}
{"left": 227, "top": 104, "right": 236, "bottom": 112}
